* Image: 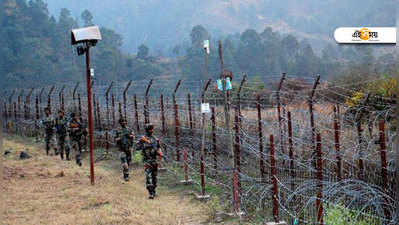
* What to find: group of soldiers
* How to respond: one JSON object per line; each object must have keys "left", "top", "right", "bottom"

{"left": 41, "top": 107, "right": 86, "bottom": 166}
{"left": 41, "top": 107, "right": 163, "bottom": 199}
{"left": 115, "top": 118, "right": 163, "bottom": 199}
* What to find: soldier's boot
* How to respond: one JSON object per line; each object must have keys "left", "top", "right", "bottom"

{"left": 123, "top": 172, "right": 129, "bottom": 181}
{"left": 123, "top": 165, "right": 129, "bottom": 181}
{"left": 76, "top": 156, "right": 82, "bottom": 167}
{"left": 54, "top": 147, "right": 59, "bottom": 156}
{"left": 60, "top": 151, "right": 64, "bottom": 160}
{"left": 65, "top": 147, "right": 70, "bottom": 161}
{"left": 147, "top": 185, "right": 155, "bottom": 199}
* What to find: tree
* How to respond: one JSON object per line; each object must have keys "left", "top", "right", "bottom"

{"left": 190, "top": 25, "right": 209, "bottom": 48}
{"left": 137, "top": 44, "right": 149, "bottom": 59}
{"left": 81, "top": 9, "right": 93, "bottom": 26}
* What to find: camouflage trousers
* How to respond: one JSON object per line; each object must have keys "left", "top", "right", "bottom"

{"left": 145, "top": 163, "right": 158, "bottom": 194}
{"left": 57, "top": 134, "right": 69, "bottom": 160}
{"left": 70, "top": 138, "right": 82, "bottom": 165}
{"left": 45, "top": 132, "right": 56, "bottom": 155}
{"left": 119, "top": 148, "right": 132, "bottom": 176}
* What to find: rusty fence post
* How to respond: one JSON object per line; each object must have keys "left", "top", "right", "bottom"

{"left": 73, "top": 82, "right": 80, "bottom": 113}
{"left": 379, "top": 120, "right": 391, "bottom": 220}
{"left": 4, "top": 101, "right": 8, "bottom": 122}
{"left": 17, "top": 89, "right": 23, "bottom": 120}
{"left": 234, "top": 107, "right": 241, "bottom": 185}
{"left": 355, "top": 93, "right": 370, "bottom": 181}
{"left": 38, "top": 88, "right": 44, "bottom": 118}
{"left": 180, "top": 147, "right": 192, "bottom": 185}
{"left": 8, "top": 90, "right": 15, "bottom": 121}
{"left": 173, "top": 80, "right": 182, "bottom": 161}
{"left": 277, "top": 73, "right": 286, "bottom": 162}
{"left": 287, "top": 111, "right": 295, "bottom": 192}
{"left": 188, "top": 93, "right": 194, "bottom": 156}
{"left": 78, "top": 93, "right": 82, "bottom": 120}
{"left": 174, "top": 102, "right": 180, "bottom": 161}
{"left": 105, "top": 82, "right": 113, "bottom": 130}
{"left": 236, "top": 74, "right": 247, "bottom": 126}
{"left": 118, "top": 101, "right": 122, "bottom": 121}
{"left": 59, "top": 85, "right": 65, "bottom": 111}
{"left": 316, "top": 133, "right": 324, "bottom": 225}
{"left": 257, "top": 95, "right": 266, "bottom": 180}
{"left": 144, "top": 79, "right": 154, "bottom": 124}
{"left": 270, "top": 134, "right": 279, "bottom": 222}
{"left": 134, "top": 94, "right": 139, "bottom": 132}
{"left": 25, "top": 88, "right": 33, "bottom": 120}
{"left": 93, "top": 93, "right": 98, "bottom": 128}
{"left": 160, "top": 94, "right": 166, "bottom": 136}
{"left": 309, "top": 75, "right": 321, "bottom": 168}
{"left": 233, "top": 107, "right": 242, "bottom": 212}
{"left": 333, "top": 106, "right": 342, "bottom": 181}
{"left": 47, "top": 85, "right": 55, "bottom": 114}
{"left": 112, "top": 93, "right": 116, "bottom": 127}
{"left": 97, "top": 98, "right": 102, "bottom": 131}
{"left": 35, "top": 96, "right": 39, "bottom": 120}
{"left": 211, "top": 107, "right": 217, "bottom": 173}
{"left": 123, "top": 80, "right": 132, "bottom": 121}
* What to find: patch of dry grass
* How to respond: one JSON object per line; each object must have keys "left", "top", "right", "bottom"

{"left": 1, "top": 136, "right": 208, "bottom": 225}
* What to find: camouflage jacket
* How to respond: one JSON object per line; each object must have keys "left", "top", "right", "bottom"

{"left": 55, "top": 116, "right": 68, "bottom": 136}
{"left": 136, "top": 135, "right": 161, "bottom": 165}
{"left": 115, "top": 126, "right": 134, "bottom": 150}
{"left": 69, "top": 120, "right": 83, "bottom": 141}
{"left": 41, "top": 115, "right": 54, "bottom": 133}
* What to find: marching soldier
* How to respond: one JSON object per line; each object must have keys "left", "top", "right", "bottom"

{"left": 41, "top": 107, "right": 55, "bottom": 155}
{"left": 115, "top": 118, "right": 134, "bottom": 181}
{"left": 69, "top": 113, "right": 85, "bottom": 166}
{"left": 136, "top": 123, "right": 163, "bottom": 199}
{"left": 55, "top": 110, "right": 68, "bottom": 160}
{"left": 68, "top": 113, "right": 85, "bottom": 166}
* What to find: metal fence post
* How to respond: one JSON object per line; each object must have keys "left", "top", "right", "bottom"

{"left": 270, "top": 134, "right": 279, "bottom": 222}
{"left": 316, "top": 133, "right": 324, "bottom": 225}
{"left": 257, "top": 95, "right": 266, "bottom": 180}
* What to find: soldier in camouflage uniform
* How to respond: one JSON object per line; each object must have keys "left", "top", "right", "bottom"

{"left": 41, "top": 107, "right": 55, "bottom": 155}
{"left": 136, "top": 123, "right": 163, "bottom": 199}
{"left": 115, "top": 118, "right": 134, "bottom": 181}
{"left": 55, "top": 110, "right": 69, "bottom": 160}
{"left": 69, "top": 113, "right": 84, "bottom": 166}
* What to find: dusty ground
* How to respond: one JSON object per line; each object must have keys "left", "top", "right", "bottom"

{"left": 1, "top": 136, "right": 210, "bottom": 225}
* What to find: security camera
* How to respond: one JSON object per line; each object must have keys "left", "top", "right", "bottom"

{"left": 71, "top": 26, "right": 102, "bottom": 46}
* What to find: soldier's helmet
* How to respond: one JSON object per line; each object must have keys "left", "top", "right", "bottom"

{"left": 119, "top": 118, "right": 127, "bottom": 124}
{"left": 145, "top": 123, "right": 154, "bottom": 132}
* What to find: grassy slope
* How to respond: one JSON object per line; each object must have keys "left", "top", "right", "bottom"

{"left": 1, "top": 136, "right": 209, "bottom": 225}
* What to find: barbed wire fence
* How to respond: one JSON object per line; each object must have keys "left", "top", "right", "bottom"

{"left": 1, "top": 74, "right": 397, "bottom": 225}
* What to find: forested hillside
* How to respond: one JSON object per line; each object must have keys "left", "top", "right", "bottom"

{"left": 45, "top": 0, "right": 396, "bottom": 52}
{"left": 1, "top": 0, "right": 397, "bottom": 89}
{"left": 0, "top": 0, "right": 168, "bottom": 89}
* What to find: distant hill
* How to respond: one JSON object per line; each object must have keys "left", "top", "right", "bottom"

{"left": 45, "top": 0, "right": 396, "bottom": 53}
